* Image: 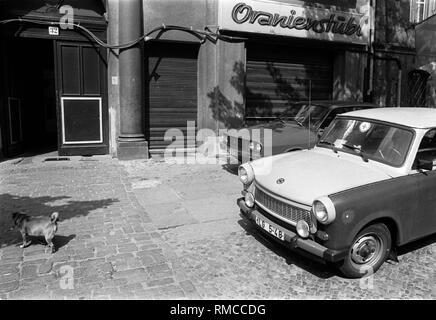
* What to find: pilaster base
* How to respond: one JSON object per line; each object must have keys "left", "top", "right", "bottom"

{"left": 117, "top": 140, "right": 149, "bottom": 160}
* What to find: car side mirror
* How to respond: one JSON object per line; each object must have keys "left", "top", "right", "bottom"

{"left": 416, "top": 158, "right": 433, "bottom": 171}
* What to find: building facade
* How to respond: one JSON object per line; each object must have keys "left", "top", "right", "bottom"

{"left": 415, "top": 2, "right": 436, "bottom": 107}
{"left": 0, "top": 0, "right": 432, "bottom": 159}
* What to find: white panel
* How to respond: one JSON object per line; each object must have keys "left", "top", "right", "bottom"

{"left": 60, "top": 97, "right": 103, "bottom": 144}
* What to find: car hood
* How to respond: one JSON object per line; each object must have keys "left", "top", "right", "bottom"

{"left": 246, "top": 120, "right": 309, "bottom": 136}
{"left": 251, "top": 149, "right": 392, "bottom": 205}
{"left": 239, "top": 121, "right": 317, "bottom": 152}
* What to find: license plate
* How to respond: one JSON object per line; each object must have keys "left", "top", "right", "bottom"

{"left": 255, "top": 216, "right": 285, "bottom": 241}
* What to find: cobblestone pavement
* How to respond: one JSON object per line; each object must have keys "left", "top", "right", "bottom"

{"left": 0, "top": 154, "right": 435, "bottom": 299}
{"left": 123, "top": 157, "right": 436, "bottom": 300}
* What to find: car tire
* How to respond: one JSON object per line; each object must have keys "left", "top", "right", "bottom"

{"left": 338, "top": 223, "right": 391, "bottom": 278}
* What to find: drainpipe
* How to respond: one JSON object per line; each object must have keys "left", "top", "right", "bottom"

{"left": 366, "top": 0, "right": 375, "bottom": 103}
{"left": 397, "top": 67, "right": 402, "bottom": 107}
{"left": 117, "top": 0, "right": 148, "bottom": 159}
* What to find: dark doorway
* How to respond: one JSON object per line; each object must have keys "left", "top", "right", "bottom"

{"left": 3, "top": 38, "right": 57, "bottom": 157}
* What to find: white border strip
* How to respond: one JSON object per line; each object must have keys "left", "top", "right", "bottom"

{"left": 61, "top": 96, "right": 103, "bottom": 144}
{"left": 7, "top": 97, "right": 22, "bottom": 145}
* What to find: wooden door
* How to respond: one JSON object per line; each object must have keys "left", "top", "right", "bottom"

{"left": 55, "top": 41, "right": 108, "bottom": 156}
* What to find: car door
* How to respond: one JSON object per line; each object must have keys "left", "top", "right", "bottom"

{"left": 409, "top": 128, "right": 436, "bottom": 240}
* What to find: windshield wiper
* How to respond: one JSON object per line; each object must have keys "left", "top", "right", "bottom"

{"left": 341, "top": 144, "right": 369, "bottom": 162}
{"left": 318, "top": 140, "right": 338, "bottom": 153}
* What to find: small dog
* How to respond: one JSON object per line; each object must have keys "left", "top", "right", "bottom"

{"left": 11, "top": 211, "right": 59, "bottom": 253}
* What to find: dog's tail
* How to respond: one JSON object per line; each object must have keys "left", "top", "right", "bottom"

{"left": 51, "top": 212, "right": 59, "bottom": 223}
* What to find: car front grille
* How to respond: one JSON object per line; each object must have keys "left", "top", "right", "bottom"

{"left": 255, "top": 187, "right": 312, "bottom": 225}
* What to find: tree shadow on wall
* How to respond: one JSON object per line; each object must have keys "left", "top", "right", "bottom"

{"left": 209, "top": 61, "right": 286, "bottom": 129}
{"left": 208, "top": 61, "right": 304, "bottom": 129}
{"left": 0, "top": 193, "right": 118, "bottom": 249}
{"left": 266, "top": 62, "right": 302, "bottom": 105}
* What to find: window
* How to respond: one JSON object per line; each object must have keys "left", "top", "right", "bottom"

{"left": 414, "top": 129, "right": 436, "bottom": 169}
{"left": 410, "top": 0, "right": 436, "bottom": 23}
{"left": 320, "top": 106, "right": 368, "bottom": 130}
{"left": 320, "top": 107, "right": 348, "bottom": 130}
{"left": 319, "top": 118, "right": 414, "bottom": 167}
{"left": 279, "top": 104, "right": 329, "bottom": 130}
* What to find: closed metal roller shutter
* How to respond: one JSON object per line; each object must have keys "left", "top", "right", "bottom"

{"left": 246, "top": 43, "right": 333, "bottom": 122}
{"left": 146, "top": 42, "right": 199, "bottom": 151}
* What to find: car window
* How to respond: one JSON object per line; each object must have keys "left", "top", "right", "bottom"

{"left": 319, "top": 107, "right": 349, "bottom": 129}
{"left": 280, "top": 104, "right": 329, "bottom": 129}
{"left": 319, "top": 118, "right": 414, "bottom": 167}
{"left": 414, "top": 128, "right": 436, "bottom": 169}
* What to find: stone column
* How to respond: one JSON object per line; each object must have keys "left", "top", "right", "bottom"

{"left": 117, "top": 0, "right": 148, "bottom": 159}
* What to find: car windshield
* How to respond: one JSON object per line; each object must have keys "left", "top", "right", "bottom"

{"left": 318, "top": 117, "right": 414, "bottom": 167}
{"left": 278, "top": 104, "right": 329, "bottom": 129}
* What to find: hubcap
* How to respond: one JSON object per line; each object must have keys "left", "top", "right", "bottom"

{"left": 350, "top": 234, "right": 382, "bottom": 265}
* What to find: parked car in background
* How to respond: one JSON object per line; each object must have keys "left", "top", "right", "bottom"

{"left": 223, "top": 101, "right": 377, "bottom": 162}
{"left": 237, "top": 107, "right": 436, "bottom": 278}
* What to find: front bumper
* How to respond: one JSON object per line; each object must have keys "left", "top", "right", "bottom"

{"left": 237, "top": 198, "right": 347, "bottom": 263}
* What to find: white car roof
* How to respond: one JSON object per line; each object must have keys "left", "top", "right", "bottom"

{"left": 340, "top": 107, "right": 436, "bottom": 129}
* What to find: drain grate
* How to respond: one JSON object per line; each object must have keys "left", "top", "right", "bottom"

{"left": 44, "top": 157, "right": 70, "bottom": 162}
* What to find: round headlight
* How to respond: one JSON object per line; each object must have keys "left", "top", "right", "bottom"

{"left": 238, "top": 166, "right": 248, "bottom": 184}
{"left": 244, "top": 192, "right": 255, "bottom": 208}
{"left": 312, "top": 197, "right": 336, "bottom": 224}
{"left": 296, "top": 220, "right": 310, "bottom": 238}
{"left": 238, "top": 164, "right": 254, "bottom": 185}
{"left": 313, "top": 201, "right": 328, "bottom": 223}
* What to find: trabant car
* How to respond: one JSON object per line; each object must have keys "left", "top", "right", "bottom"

{"left": 223, "top": 101, "right": 376, "bottom": 163}
{"left": 237, "top": 107, "right": 436, "bottom": 278}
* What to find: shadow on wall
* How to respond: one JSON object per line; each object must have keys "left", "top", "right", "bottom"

{"left": 0, "top": 193, "right": 118, "bottom": 249}
{"left": 207, "top": 61, "right": 248, "bottom": 129}
{"left": 208, "top": 61, "right": 305, "bottom": 129}
{"left": 375, "top": 0, "right": 415, "bottom": 48}
{"left": 267, "top": 61, "right": 303, "bottom": 104}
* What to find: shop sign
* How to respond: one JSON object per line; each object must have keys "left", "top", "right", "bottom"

{"left": 218, "top": 0, "right": 370, "bottom": 44}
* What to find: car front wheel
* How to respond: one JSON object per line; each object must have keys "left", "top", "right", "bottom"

{"left": 339, "top": 223, "right": 391, "bottom": 278}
